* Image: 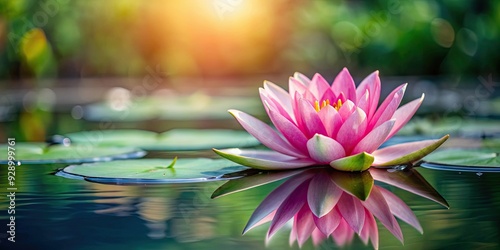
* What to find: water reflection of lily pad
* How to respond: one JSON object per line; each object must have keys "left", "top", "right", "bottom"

{"left": 400, "top": 118, "right": 500, "bottom": 137}
{"left": 65, "top": 129, "right": 260, "bottom": 151}
{"left": 159, "top": 94, "right": 263, "bottom": 120}
{"left": 82, "top": 94, "right": 263, "bottom": 121}
{"left": 0, "top": 142, "right": 146, "bottom": 164}
{"left": 57, "top": 158, "right": 248, "bottom": 184}
{"left": 83, "top": 101, "right": 159, "bottom": 122}
{"left": 422, "top": 148, "right": 500, "bottom": 172}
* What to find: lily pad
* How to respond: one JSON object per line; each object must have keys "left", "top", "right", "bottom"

{"left": 400, "top": 118, "right": 500, "bottom": 137}
{"left": 83, "top": 100, "right": 159, "bottom": 122}
{"left": 57, "top": 158, "right": 248, "bottom": 184}
{"left": 82, "top": 94, "right": 264, "bottom": 121}
{"left": 422, "top": 148, "right": 500, "bottom": 172}
{"left": 159, "top": 94, "right": 264, "bottom": 120}
{"left": 64, "top": 129, "right": 260, "bottom": 151}
{"left": 0, "top": 142, "right": 146, "bottom": 164}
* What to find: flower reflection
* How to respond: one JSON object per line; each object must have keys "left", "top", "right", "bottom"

{"left": 212, "top": 166, "right": 448, "bottom": 249}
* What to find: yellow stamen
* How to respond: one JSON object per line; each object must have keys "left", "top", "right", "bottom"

{"left": 322, "top": 100, "right": 330, "bottom": 109}
{"left": 314, "top": 100, "right": 321, "bottom": 112}
{"left": 333, "top": 99, "right": 343, "bottom": 111}
{"left": 314, "top": 99, "right": 332, "bottom": 112}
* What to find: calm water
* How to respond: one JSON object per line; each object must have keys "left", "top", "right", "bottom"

{"left": 1, "top": 159, "right": 499, "bottom": 250}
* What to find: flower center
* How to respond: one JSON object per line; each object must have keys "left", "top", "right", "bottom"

{"left": 314, "top": 99, "right": 343, "bottom": 112}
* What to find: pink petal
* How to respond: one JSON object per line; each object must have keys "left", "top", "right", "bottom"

{"left": 308, "top": 73, "right": 331, "bottom": 100}
{"left": 351, "top": 119, "right": 395, "bottom": 155}
{"left": 213, "top": 148, "right": 315, "bottom": 170}
{"left": 306, "top": 134, "right": 346, "bottom": 164}
{"left": 372, "top": 135, "right": 449, "bottom": 167}
{"left": 335, "top": 107, "right": 368, "bottom": 154}
{"left": 332, "top": 67, "right": 357, "bottom": 103}
{"left": 359, "top": 210, "right": 371, "bottom": 245}
{"left": 307, "top": 170, "right": 343, "bottom": 217}
{"left": 292, "top": 91, "right": 306, "bottom": 132}
{"left": 356, "top": 71, "right": 381, "bottom": 120}
{"left": 378, "top": 187, "right": 423, "bottom": 233}
{"left": 331, "top": 219, "right": 355, "bottom": 247}
{"left": 337, "top": 193, "right": 366, "bottom": 234}
{"left": 313, "top": 207, "right": 342, "bottom": 236}
{"left": 263, "top": 81, "right": 293, "bottom": 115}
{"left": 365, "top": 209, "right": 379, "bottom": 249}
{"left": 337, "top": 100, "right": 356, "bottom": 121}
{"left": 386, "top": 94, "right": 424, "bottom": 140}
{"left": 311, "top": 228, "right": 328, "bottom": 246}
{"left": 357, "top": 89, "right": 370, "bottom": 118}
{"left": 369, "top": 84, "right": 407, "bottom": 130}
{"left": 294, "top": 204, "right": 316, "bottom": 247}
{"left": 318, "top": 105, "right": 343, "bottom": 137}
{"left": 289, "top": 78, "right": 314, "bottom": 126}
{"left": 289, "top": 224, "right": 297, "bottom": 246}
{"left": 291, "top": 78, "right": 315, "bottom": 102}
{"left": 289, "top": 76, "right": 308, "bottom": 97}
{"left": 298, "top": 98, "right": 328, "bottom": 137}
{"left": 260, "top": 88, "right": 295, "bottom": 123}
{"left": 268, "top": 180, "right": 310, "bottom": 237}
{"left": 267, "top": 107, "right": 310, "bottom": 155}
{"left": 293, "top": 72, "right": 311, "bottom": 86}
{"left": 319, "top": 88, "right": 336, "bottom": 105}
{"left": 229, "top": 109, "right": 304, "bottom": 157}
{"left": 362, "top": 186, "right": 403, "bottom": 243}
{"left": 251, "top": 210, "right": 276, "bottom": 231}
{"left": 244, "top": 172, "right": 314, "bottom": 234}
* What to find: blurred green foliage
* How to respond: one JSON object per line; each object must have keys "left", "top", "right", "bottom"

{"left": 0, "top": 0, "right": 498, "bottom": 79}
{"left": 290, "top": 0, "right": 500, "bottom": 76}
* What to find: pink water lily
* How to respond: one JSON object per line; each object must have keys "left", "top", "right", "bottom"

{"left": 214, "top": 68, "right": 449, "bottom": 171}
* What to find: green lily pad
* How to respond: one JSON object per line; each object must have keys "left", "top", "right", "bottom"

{"left": 158, "top": 93, "right": 264, "bottom": 120}
{"left": 422, "top": 148, "right": 500, "bottom": 171}
{"left": 83, "top": 100, "right": 159, "bottom": 122}
{"left": 0, "top": 142, "right": 146, "bottom": 164}
{"left": 400, "top": 118, "right": 500, "bottom": 137}
{"left": 64, "top": 129, "right": 260, "bottom": 151}
{"left": 82, "top": 94, "right": 263, "bottom": 121}
{"left": 57, "top": 158, "right": 248, "bottom": 184}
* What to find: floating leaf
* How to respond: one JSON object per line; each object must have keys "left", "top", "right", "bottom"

{"left": 0, "top": 142, "right": 145, "bottom": 164}
{"left": 159, "top": 94, "right": 263, "bottom": 120}
{"left": 83, "top": 100, "right": 159, "bottom": 122}
{"left": 82, "top": 94, "right": 263, "bottom": 121}
{"left": 65, "top": 129, "right": 260, "bottom": 151}
{"left": 422, "top": 148, "right": 500, "bottom": 171}
{"left": 57, "top": 158, "right": 248, "bottom": 184}
{"left": 157, "top": 129, "right": 260, "bottom": 150}
{"left": 400, "top": 118, "right": 500, "bottom": 137}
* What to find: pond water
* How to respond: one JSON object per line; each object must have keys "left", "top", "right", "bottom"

{"left": 1, "top": 81, "right": 500, "bottom": 250}
{"left": 1, "top": 154, "right": 500, "bottom": 249}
